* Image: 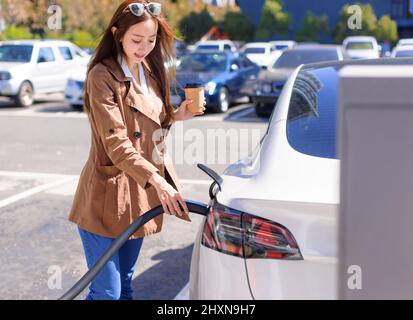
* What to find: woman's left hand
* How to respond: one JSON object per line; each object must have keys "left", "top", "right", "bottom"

{"left": 173, "top": 98, "right": 206, "bottom": 121}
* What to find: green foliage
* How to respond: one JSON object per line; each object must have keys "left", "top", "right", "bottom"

{"left": 296, "top": 11, "right": 328, "bottom": 42}
{"left": 223, "top": 11, "right": 255, "bottom": 42}
{"left": 332, "top": 3, "right": 378, "bottom": 43}
{"left": 2, "top": 26, "right": 32, "bottom": 40}
{"left": 67, "top": 30, "right": 99, "bottom": 49}
{"left": 332, "top": 3, "right": 399, "bottom": 44}
{"left": 376, "top": 15, "right": 398, "bottom": 43}
{"left": 255, "top": 0, "right": 292, "bottom": 40}
{"left": 179, "top": 9, "right": 215, "bottom": 44}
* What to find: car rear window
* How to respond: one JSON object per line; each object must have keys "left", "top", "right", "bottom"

{"left": 286, "top": 66, "right": 339, "bottom": 159}
{"left": 197, "top": 45, "right": 220, "bottom": 51}
{"left": 273, "top": 49, "right": 339, "bottom": 69}
{"left": 345, "top": 42, "right": 374, "bottom": 50}
{"left": 395, "top": 50, "right": 413, "bottom": 57}
{"left": 244, "top": 47, "right": 266, "bottom": 54}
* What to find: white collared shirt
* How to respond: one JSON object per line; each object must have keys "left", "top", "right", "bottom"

{"left": 118, "top": 54, "right": 150, "bottom": 96}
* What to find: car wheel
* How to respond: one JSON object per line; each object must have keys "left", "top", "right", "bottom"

{"left": 214, "top": 87, "right": 230, "bottom": 113}
{"left": 14, "top": 81, "right": 34, "bottom": 108}
{"left": 70, "top": 104, "right": 83, "bottom": 111}
{"left": 255, "top": 103, "right": 270, "bottom": 118}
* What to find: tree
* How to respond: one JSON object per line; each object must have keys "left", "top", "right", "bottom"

{"left": 376, "top": 15, "right": 398, "bottom": 44}
{"left": 163, "top": 0, "right": 192, "bottom": 39}
{"left": 296, "top": 11, "right": 328, "bottom": 42}
{"left": 179, "top": 8, "right": 215, "bottom": 43}
{"left": 223, "top": 10, "right": 255, "bottom": 42}
{"left": 332, "top": 3, "right": 378, "bottom": 43}
{"left": 255, "top": 0, "right": 291, "bottom": 41}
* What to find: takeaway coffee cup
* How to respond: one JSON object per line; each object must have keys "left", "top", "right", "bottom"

{"left": 184, "top": 83, "right": 205, "bottom": 114}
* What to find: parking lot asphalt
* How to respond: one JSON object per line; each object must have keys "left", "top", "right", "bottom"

{"left": 0, "top": 95, "right": 269, "bottom": 300}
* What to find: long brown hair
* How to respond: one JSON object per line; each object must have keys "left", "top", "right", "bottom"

{"left": 85, "top": 0, "right": 177, "bottom": 126}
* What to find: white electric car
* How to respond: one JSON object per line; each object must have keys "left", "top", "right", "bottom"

{"left": 189, "top": 57, "right": 413, "bottom": 299}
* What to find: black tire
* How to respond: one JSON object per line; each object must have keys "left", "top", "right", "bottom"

{"left": 255, "top": 103, "right": 271, "bottom": 118}
{"left": 13, "top": 81, "right": 34, "bottom": 108}
{"left": 70, "top": 104, "right": 83, "bottom": 111}
{"left": 213, "top": 87, "right": 230, "bottom": 113}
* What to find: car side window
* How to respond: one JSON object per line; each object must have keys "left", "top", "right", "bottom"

{"left": 73, "top": 46, "right": 87, "bottom": 58}
{"left": 224, "top": 44, "right": 232, "bottom": 51}
{"left": 242, "top": 57, "right": 254, "bottom": 68}
{"left": 38, "top": 47, "right": 55, "bottom": 63}
{"left": 59, "top": 46, "right": 73, "bottom": 60}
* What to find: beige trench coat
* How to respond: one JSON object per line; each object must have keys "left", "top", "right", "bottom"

{"left": 68, "top": 56, "right": 191, "bottom": 239}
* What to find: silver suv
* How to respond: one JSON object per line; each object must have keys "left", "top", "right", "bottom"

{"left": 0, "top": 39, "right": 90, "bottom": 107}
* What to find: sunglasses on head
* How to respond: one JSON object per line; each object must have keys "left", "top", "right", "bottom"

{"left": 123, "top": 2, "right": 162, "bottom": 17}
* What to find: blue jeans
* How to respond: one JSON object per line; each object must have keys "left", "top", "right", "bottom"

{"left": 78, "top": 227, "right": 144, "bottom": 300}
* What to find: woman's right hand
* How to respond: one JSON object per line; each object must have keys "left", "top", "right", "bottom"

{"left": 148, "top": 173, "right": 189, "bottom": 217}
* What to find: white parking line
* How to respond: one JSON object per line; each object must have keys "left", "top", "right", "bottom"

{"left": 0, "top": 111, "right": 86, "bottom": 118}
{"left": 0, "top": 175, "right": 77, "bottom": 209}
{"left": 0, "top": 170, "right": 202, "bottom": 299}
{"left": 227, "top": 108, "right": 255, "bottom": 120}
{"left": 0, "top": 170, "right": 210, "bottom": 209}
{"left": 0, "top": 170, "right": 78, "bottom": 180}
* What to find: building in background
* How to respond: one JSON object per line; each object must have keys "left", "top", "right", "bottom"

{"left": 234, "top": 0, "right": 413, "bottom": 41}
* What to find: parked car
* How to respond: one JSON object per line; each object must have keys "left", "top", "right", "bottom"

{"left": 395, "top": 38, "right": 413, "bottom": 47}
{"left": 0, "top": 39, "right": 91, "bottom": 107}
{"left": 342, "top": 36, "right": 380, "bottom": 59}
{"left": 193, "top": 40, "right": 238, "bottom": 54}
{"left": 65, "top": 66, "right": 87, "bottom": 110}
{"left": 174, "top": 39, "right": 188, "bottom": 59}
{"left": 391, "top": 45, "right": 413, "bottom": 58}
{"left": 189, "top": 57, "right": 413, "bottom": 300}
{"left": 241, "top": 42, "right": 281, "bottom": 68}
{"left": 269, "top": 40, "right": 296, "bottom": 62}
{"left": 172, "top": 50, "right": 260, "bottom": 113}
{"left": 244, "top": 45, "right": 346, "bottom": 117}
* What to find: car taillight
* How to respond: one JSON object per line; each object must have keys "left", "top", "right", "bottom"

{"left": 243, "top": 215, "right": 302, "bottom": 260}
{"left": 202, "top": 203, "right": 243, "bottom": 257}
{"left": 201, "top": 202, "right": 303, "bottom": 260}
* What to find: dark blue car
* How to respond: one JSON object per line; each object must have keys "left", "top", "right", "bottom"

{"left": 171, "top": 50, "right": 260, "bottom": 113}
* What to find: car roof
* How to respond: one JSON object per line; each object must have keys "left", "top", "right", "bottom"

{"left": 394, "top": 45, "right": 413, "bottom": 51}
{"left": 189, "top": 49, "right": 235, "bottom": 57}
{"left": 0, "top": 39, "right": 74, "bottom": 46}
{"left": 302, "top": 57, "right": 413, "bottom": 71}
{"left": 343, "top": 36, "right": 377, "bottom": 42}
{"left": 243, "top": 42, "right": 271, "bottom": 48}
{"left": 197, "top": 40, "right": 233, "bottom": 45}
{"left": 270, "top": 40, "right": 296, "bottom": 44}
{"left": 398, "top": 38, "right": 413, "bottom": 43}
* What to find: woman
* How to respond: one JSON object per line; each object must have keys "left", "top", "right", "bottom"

{"left": 68, "top": 0, "right": 205, "bottom": 300}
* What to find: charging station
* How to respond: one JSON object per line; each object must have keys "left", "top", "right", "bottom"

{"left": 339, "top": 65, "right": 413, "bottom": 299}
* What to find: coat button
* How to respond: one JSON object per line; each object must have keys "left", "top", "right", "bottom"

{"left": 108, "top": 128, "right": 115, "bottom": 134}
{"left": 134, "top": 131, "right": 141, "bottom": 139}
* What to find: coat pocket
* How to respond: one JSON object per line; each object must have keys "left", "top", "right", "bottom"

{"left": 96, "top": 166, "right": 130, "bottom": 223}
